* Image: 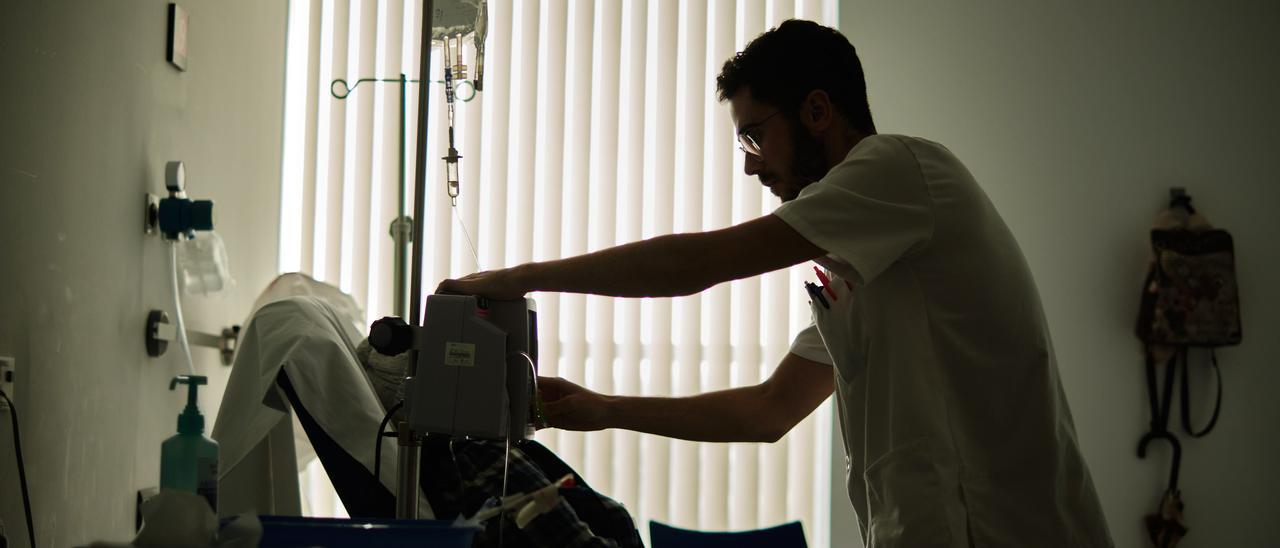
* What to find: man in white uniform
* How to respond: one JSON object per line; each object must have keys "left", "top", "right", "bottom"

{"left": 440, "top": 20, "right": 1111, "bottom": 547}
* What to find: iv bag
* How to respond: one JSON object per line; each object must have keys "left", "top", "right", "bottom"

{"left": 432, "top": 0, "right": 488, "bottom": 90}
{"left": 431, "top": 0, "right": 486, "bottom": 41}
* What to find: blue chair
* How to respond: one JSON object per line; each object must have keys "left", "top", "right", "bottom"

{"left": 649, "top": 520, "right": 807, "bottom": 548}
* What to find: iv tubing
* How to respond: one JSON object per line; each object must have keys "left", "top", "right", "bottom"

{"left": 498, "top": 351, "right": 536, "bottom": 543}
{"left": 451, "top": 205, "right": 481, "bottom": 272}
{"left": 170, "top": 242, "right": 196, "bottom": 375}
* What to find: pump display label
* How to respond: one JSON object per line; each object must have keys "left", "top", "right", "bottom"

{"left": 444, "top": 342, "right": 476, "bottom": 367}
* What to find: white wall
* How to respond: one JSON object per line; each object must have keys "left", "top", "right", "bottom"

{"left": 830, "top": 1, "right": 1280, "bottom": 546}
{"left": 0, "top": 1, "right": 287, "bottom": 545}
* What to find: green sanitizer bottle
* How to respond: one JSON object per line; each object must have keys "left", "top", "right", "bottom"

{"left": 160, "top": 375, "right": 219, "bottom": 513}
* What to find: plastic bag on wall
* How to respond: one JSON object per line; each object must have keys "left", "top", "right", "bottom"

{"left": 178, "top": 231, "right": 235, "bottom": 296}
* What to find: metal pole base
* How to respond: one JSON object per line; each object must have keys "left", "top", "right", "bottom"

{"left": 395, "top": 421, "right": 422, "bottom": 519}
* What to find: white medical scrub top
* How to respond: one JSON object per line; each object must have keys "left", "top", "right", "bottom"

{"left": 775, "top": 135, "right": 1112, "bottom": 547}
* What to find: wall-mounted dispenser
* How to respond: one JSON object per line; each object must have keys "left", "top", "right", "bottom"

{"left": 145, "top": 161, "right": 214, "bottom": 240}
{"left": 143, "top": 161, "right": 237, "bottom": 369}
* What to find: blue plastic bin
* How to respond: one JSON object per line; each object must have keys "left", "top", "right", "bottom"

{"left": 254, "top": 515, "right": 480, "bottom": 547}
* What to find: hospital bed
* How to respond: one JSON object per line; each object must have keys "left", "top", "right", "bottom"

{"left": 209, "top": 277, "right": 642, "bottom": 546}
{"left": 211, "top": 278, "right": 415, "bottom": 519}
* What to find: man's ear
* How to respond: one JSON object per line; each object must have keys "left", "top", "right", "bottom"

{"left": 801, "top": 89, "right": 833, "bottom": 133}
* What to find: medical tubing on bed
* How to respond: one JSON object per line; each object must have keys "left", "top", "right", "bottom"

{"left": 500, "top": 351, "right": 538, "bottom": 542}
{"left": 373, "top": 400, "right": 404, "bottom": 484}
{"left": 500, "top": 433, "right": 509, "bottom": 545}
{"left": 2, "top": 390, "right": 35, "bottom": 548}
{"left": 170, "top": 242, "right": 196, "bottom": 375}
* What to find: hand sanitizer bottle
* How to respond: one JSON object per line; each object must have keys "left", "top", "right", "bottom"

{"left": 160, "top": 375, "right": 219, "bottom": 513}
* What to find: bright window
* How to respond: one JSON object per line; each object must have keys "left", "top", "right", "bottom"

{"left": 278, "top": 1, "right": 838, "bottom": 545}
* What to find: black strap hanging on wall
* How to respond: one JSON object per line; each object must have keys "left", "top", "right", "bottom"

{"left": 1179, "top": 349, "right": 1223, "bottom": 438}
{"left": 1139, "top": 352, "right": 1182, "bottom": 492}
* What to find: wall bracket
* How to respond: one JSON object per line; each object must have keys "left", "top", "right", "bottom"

{"left": 145, "top": 309, "right": 240, "bottom": 366}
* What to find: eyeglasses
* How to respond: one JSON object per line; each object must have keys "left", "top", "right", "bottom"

{"left": 737, "top": 110, "right": 782, "bottom": 157}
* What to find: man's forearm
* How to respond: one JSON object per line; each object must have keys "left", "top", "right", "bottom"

{"left": 517, "top": 233, "right": 714, "bottom": 298}
{"left": 540, "top": 353, "right": 833, "bottom": 443}
{"left": 514, "top": 215, "right": 824, "bottom": 298}
{"left": 600, "top": 385, "right": 786, "bottom": 443}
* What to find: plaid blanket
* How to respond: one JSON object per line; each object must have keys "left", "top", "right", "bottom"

{"left": 422, "top": 437, "right": 644, "bottom": 548}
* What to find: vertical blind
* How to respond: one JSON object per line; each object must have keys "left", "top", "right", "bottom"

{"left": 278, "top": 1, "right": 839, "bottom": 545}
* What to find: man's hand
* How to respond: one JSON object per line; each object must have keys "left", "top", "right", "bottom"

{"left": 436, "top": 267, "right": 528, "bottom": 300}
{"left": 537, "top": 376, "right": 611, "bottom": 432}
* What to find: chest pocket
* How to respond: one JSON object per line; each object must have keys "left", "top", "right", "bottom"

{"left": 808, "top": 273, "right": 865, "bottom": 383}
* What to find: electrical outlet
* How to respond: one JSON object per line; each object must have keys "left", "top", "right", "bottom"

{"left": 0, "top": 356, "right": 15, "bottom": 410}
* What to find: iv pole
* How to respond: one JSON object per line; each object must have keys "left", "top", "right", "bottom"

{"left": 331, "top": 75, "right": 417, "bottom": 319}
{"left": 330, "top": 71, "right": 478, "bottom": 319}
{"left": 337, "top": 0, "right": 482, "bottom": 520}
{"left": 330, "top": 0, "right": 483, "bottom": 517}
{"left": 395, "top": 0, "right": 433, "bottom": 519}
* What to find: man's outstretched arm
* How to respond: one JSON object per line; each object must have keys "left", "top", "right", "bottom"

{"left": 538, "top": 352, "right": 835, "bottom": 443}
{"left": 437, "top": 214, "right": 824, "bottom": 299}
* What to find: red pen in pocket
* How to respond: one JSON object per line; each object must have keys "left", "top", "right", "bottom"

{"left": 813, "top": 266, "right": 837, "bottom": 301}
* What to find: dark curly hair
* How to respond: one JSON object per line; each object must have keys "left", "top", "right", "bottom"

{"left": 716, "top": 20, "right": 875, "bottom": 135}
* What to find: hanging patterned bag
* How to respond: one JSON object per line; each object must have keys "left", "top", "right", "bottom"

{"left": 1133, "top": 190, "right": 1242, "bottom": 547}
{"left": 1136, "top": 193, "right": 1241, "bottom": 436}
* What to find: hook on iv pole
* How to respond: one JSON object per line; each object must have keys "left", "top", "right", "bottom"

{"left": 330, "top": 77, "right": 477, "bottom": 101}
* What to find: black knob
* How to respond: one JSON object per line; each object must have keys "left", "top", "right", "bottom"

{"left": 369, "top": 316, "right": 414, "bottom": 356}
{"left": 189, "top": 200, "right": 214, "bottom": 231}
